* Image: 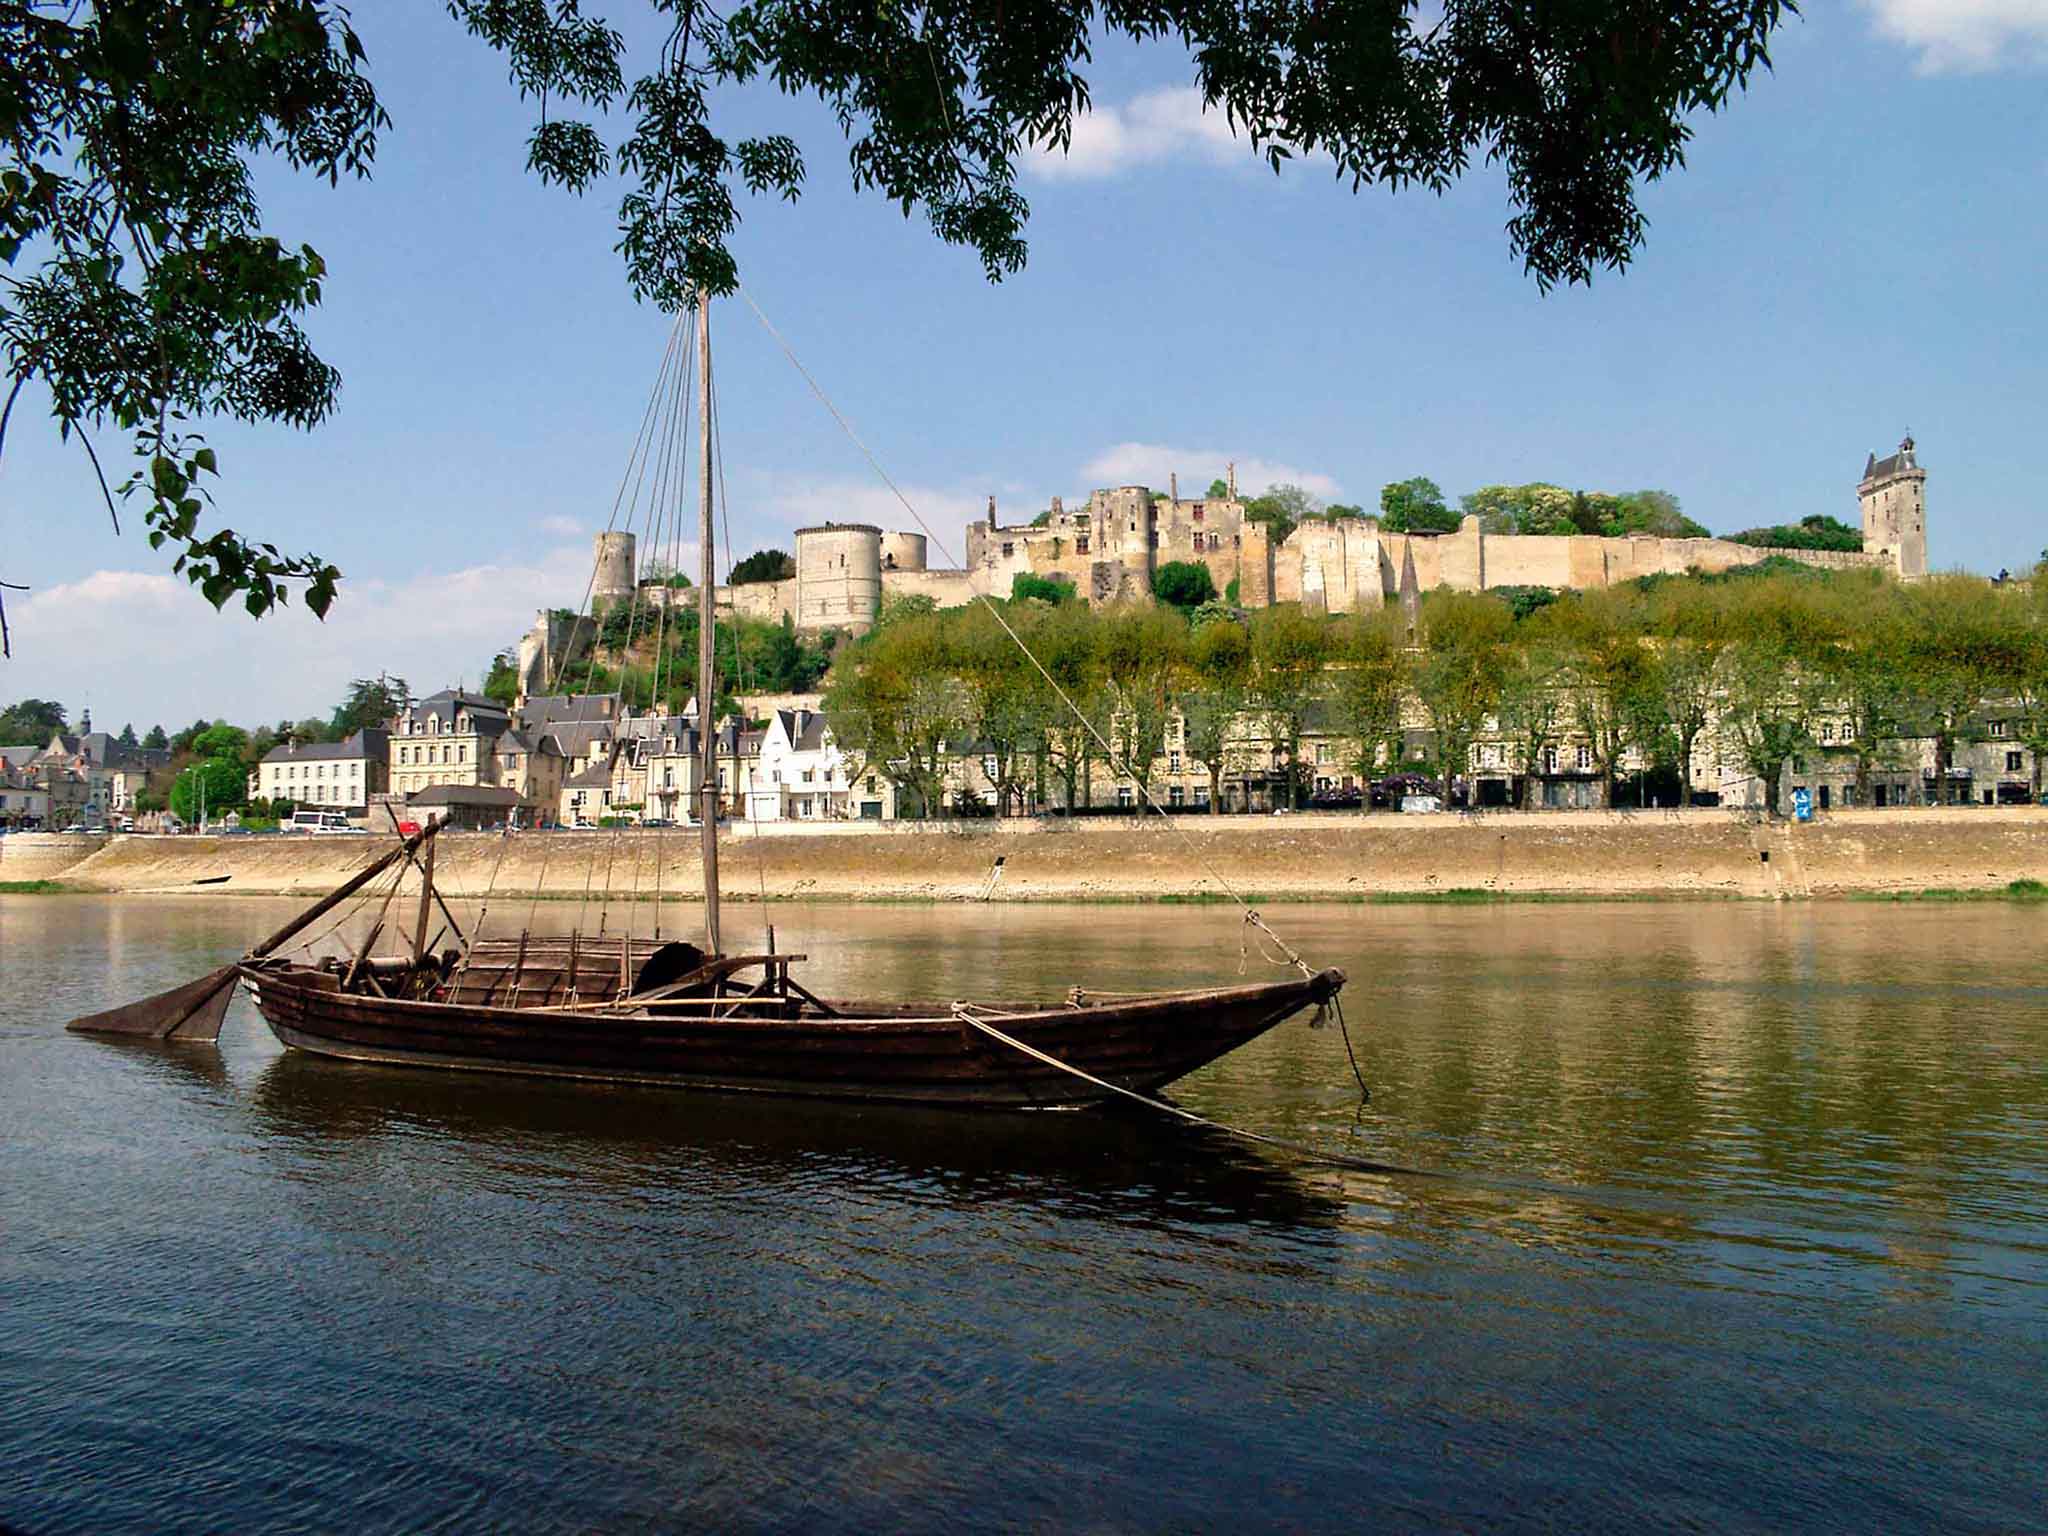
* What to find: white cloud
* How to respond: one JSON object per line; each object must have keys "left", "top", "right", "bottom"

{"left": 7, "top": 547, "right": 595, "bottom": 730}
{"left": 1855, "top": 0, "right": 2048, "bottom": 71}
{"left": 1079, "top": 442, "right": 1343, "bottom": 503}
{"left": 536, "top": 514, "right": 586, "bottom": 537}
{"left": 1026, "top": 86, "right": 1245, "bottom": 181}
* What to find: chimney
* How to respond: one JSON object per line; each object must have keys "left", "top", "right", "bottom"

{"left": 1170, "top": 472, "right": 1179, "bottom": 503}
{"left": 987, "top": 495, "right": 998, "bottom": 528}
{"left": 1227, "top": 461, "right": 1237, "bottom": 499}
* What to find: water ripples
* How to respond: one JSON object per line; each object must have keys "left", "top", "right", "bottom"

{"left": 3, "top": 896, "right": 2046, "bottom": 1531}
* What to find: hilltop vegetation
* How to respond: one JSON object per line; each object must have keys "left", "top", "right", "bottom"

{"left": 1727, "top": 515, "right": 1864, "bottom": 552}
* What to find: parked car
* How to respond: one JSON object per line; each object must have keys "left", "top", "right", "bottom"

{"left": 1370, "top": 773, "right": 1441, "bottom": 808}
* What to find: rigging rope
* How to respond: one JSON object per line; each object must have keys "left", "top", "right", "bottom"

{"left": 705, "top": 353, "right": 772, "bottom": 922}
{"left": 736, "top": 286, "right": 1316, "bottom": 977}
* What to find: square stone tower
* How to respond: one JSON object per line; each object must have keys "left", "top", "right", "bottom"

{"left": 1858, "top": 435, "right": 1927, "bottom": 578}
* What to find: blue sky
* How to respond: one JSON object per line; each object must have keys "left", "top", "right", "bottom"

{"left": 3, "top": 0, "right": 2046, "bottom": 731}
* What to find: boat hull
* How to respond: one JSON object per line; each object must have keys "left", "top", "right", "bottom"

{"left": 239, "top": 964, "right": 1345, "bottom": 1109}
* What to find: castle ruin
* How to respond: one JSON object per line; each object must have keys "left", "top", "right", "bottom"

{"left": 580, "top": 439, "right": 1926, "bottom": 636}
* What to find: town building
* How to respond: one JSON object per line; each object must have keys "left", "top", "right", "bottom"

{"left": 252, "top": 728, "right": 389, "bottom": 813}
{"left": 746, "top": 707, "right": 856, "bottom": 822}
{"left": 0, "top": 756, "right": 52, "bottom": 828}
{"left": 25, "top": 715, "right": 171, "bottom": 823}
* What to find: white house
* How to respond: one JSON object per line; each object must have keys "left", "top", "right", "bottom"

{"left": 746, "top": 708, "right": 855, "bottom": 821}
{"left": 254, "top": 728, "right": 389, "bottom": 813}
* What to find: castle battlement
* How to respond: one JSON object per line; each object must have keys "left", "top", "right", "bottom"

{"left": 628, "top": 442, "right": 1925, "bottom": 635}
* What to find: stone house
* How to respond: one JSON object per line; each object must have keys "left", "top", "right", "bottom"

{"left": 409, "top": 784, "right": 530, "bottom": 830}
{"left": 389, "top": 690, "right": 507, "bottom": 797}
{"left": 0, "top": 756, "right": 52, "bottom": 828}
{"left": 391, "top": 688, "right": 623, "bottom": 812}
{"left": 29, "top": 718, "right": 170, "bottom": 822}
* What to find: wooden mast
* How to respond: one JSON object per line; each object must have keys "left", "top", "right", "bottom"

{"left": 696, "top": 290, "right": 722, "bottom": 956}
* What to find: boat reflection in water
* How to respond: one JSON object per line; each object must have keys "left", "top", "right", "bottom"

{"left": 246, "top": 1049, "right": 1349, "bottom": 1238}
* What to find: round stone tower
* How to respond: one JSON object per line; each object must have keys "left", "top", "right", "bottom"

{"left": 880, "top": 531, "right": 928, "bottom": 573}
{"left": 795, "top": 524, "right": 884, "bottom": 633}
{"left": 591, "top": 531, "right": 637, "bottom": 608}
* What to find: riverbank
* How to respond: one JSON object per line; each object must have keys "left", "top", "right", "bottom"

{"left": 13, "top": 807, "right": 2048, "bottom": 903}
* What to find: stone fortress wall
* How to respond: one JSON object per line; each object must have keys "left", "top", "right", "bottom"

{"left": 640, "top": 438, "right": 1929, "bottom": 636}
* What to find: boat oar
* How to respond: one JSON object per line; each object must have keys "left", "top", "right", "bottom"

{"left": 67, "top": 822, "right": 440, "bottom": 1041}
{"left": 64, "top": 964, "right": 242, "bottom": 1041}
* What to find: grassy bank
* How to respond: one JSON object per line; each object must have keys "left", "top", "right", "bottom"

{"left": 0, "top": 880, "right": 69, "bottom": 894}
{"left": 1849, "top": 879, "right": 2048, "bottom": 904}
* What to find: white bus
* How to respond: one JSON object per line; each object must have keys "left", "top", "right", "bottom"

{"left": 288, "top": 810, "right": 365, "bottom": 835}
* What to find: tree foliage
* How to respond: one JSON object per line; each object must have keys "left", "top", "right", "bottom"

{"left": 4, "top": 1, "right": 1794, "bottom": 628}
{"left": 1462, "top": 483, "right": 1707, "bottom": 538}
{"left": 1241, "top": 483, "right": 1322, "bottom": 547}
{"left": 0, "top": 698, "right": 65, "bottom": 745}
{"left": 169, "top": 754, "right": 246, "bottom": 822}
{"left": 1727, "top": 515, "right": 1863, "bottom": 552}
{"left": 331, "top": 676, "right": 411, "bottom": 736}
{"left": 1151, "top": 560, "right": 1217, "bottom": 612}
{"left": 729, "top": 548, "right": 796, "bottom": 585}
{"left": 0, "top": 1, "right": 375, "bottom": 639}
{"left": 1379, "top": 477, "right": 1458, "bottom": 534}
{"left": 1010, "top": 571, "right": 1074, "bottom": 605}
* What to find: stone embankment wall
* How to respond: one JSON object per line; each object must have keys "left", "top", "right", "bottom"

{"left": 1, "top": 832, "right": 111, "bottom": 883}
{"left": 44, "top": 808, "right": 2048, "bottom": 902}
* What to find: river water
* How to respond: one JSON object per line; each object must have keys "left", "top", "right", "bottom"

{"left": 2, "top": 896, "right": 2043, "bottom": 1533}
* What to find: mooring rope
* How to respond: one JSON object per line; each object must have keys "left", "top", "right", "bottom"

{"left": 951, "top": 1003, "right": 1406, "bottom": 1174}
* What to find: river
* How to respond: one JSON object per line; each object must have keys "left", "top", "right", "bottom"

{"left": 2, "top": 896, "right": 2043, "bottom": 1532}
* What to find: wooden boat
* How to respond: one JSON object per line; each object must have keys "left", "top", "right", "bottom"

{"left": 236, "top": 947, "right": 1344, "bottom": 1108}
{"left": 70, "top": 297, "right": 1347, "bottom": 1109}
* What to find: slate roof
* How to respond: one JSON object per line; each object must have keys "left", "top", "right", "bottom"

{"left": 516, "top": 692, "right": 621, "bottom": 731}
{"left": 564, "top": 763, "right": 614, "bottom": 789}
{"left": 1864, "top": 437, "right": 1920, "bottom": 482}
{"left": 773, "top": 708, "right": 830, "bottom": 753}
{"left": 261, "top": 728, "right": 388, "bottom": 765}
{"left": 543, "top": 721, "right": 616, "bottom": 760}
{"left": 406, "top": 690, "right": 508, "bottom": 734}
{"left": 409, "top": 784, "right": 527, "bottom": 807}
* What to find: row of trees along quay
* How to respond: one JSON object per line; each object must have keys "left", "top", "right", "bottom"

{"left": 815, "top": 561, "right": 2048, "bottom": 818}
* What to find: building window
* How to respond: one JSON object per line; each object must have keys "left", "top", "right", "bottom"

{"left": 1001, "top": 542, "right": 1013, "bottom": 558}
{"left": 1117, "top": 785, "right": 1134, "bottom": 808}
{"left": 1821, "top": 723, "right": 1834, "bottom": 743}
{"left": 982, "top": 755, "right": 998, "bottom": 782}
{"left": 1169, "top": 752, "right": 1182, "bottom": 774}
{"left": 1168, "top": 786, "right": 1184, "bottom": 807}
{"left": 1192, "top": 506, "right": 1204, "bottom": 522}
{"left": 1076, "top": 536, "right": 1090, "bottom": 554}
{"left": 1990, "top": 719, "right": 2009, "bottom": 739}
{"left": 1576, "top": 745, "right": 1591, "bottom": 772}
{"left": 2008, "top": 751, "right": 2024, "bottom": 773}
